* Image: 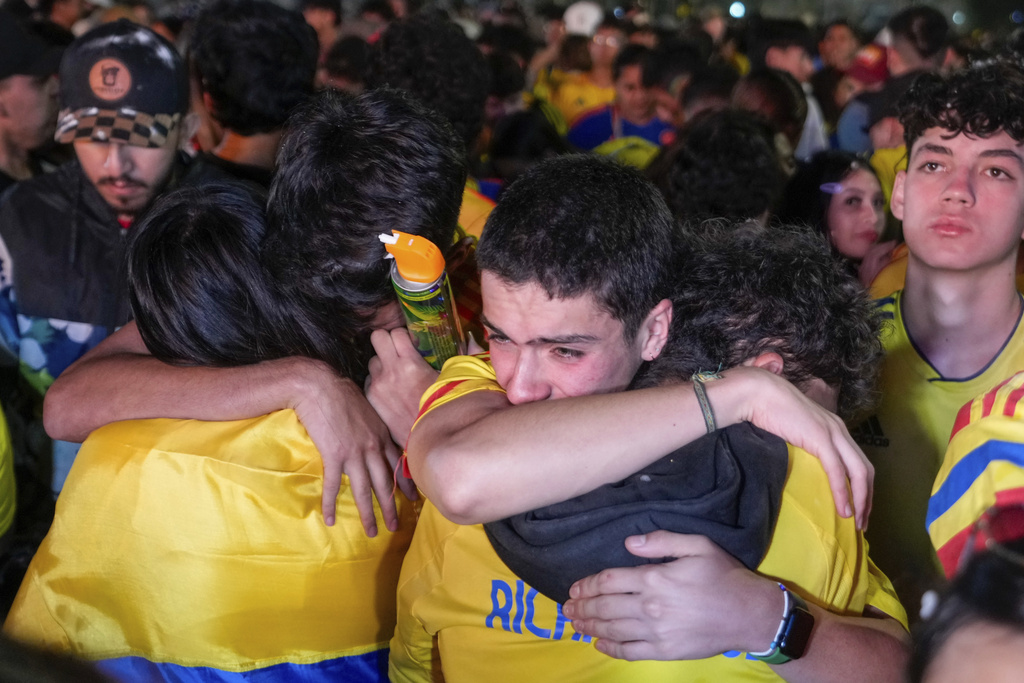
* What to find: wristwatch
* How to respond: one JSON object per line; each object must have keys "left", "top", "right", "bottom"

{"left": 748, "top": 583, "right": 815, "bottom": 664}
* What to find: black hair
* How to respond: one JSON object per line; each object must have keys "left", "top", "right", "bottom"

{"left": 819, "top": 19, "right": 856, "bottom": 42}
{"left": 127, "top": 183, "right": 292, "bottom": 367}
{"left": 637, "top": 222, "right": 883, "bottom": 421}
{"left": 681, "top": 64, "right": 739, "bottom": 116}
{"left": 323, "top": 35, "right": 371, "bottom": 87}
{"left": 612, "top": 43, "right": 654, "bottom": 84}
{"left": 650, "top": 108, "right": 785, "bottom": 224}
{"left": 368, "top": 10, "right": 491, "bottom": 150}
{"left": 732, "top": 67, "right": 807, "bottom": 150}
{"left": 486, "top": 50, "right": 526, "bottom": 99}
{"left": 359, "top": 0, "right": 395, "bottom": 22}
{"left": 910, "top": 539, "right": 1024, "bottom": 683}
{"left": 776, "top": 149, "right": 881, "bottom": 242}
{"left": 749, "top": 18, "right": 814, "bottom": 69}
{"left": 263, "top": 88, "right": 466, "bottom": 381}
{"left": 487, "top": 106, "right": 573, "bottom": 184}
{"left": 646, "top": 42, "right": 703, "bottom": 92}
{"left": 189, "top": 0, "right": 318, "bottom": 135}
{"left": 888, "top": 5, "right": 949, "bottom": 66}
{"left": 477, "top": 23, "right": 535, "bottom": 65}
{"left": 476, "top": 154, "right": 676, "bottom": 338}
{"left": 899, "top": 58, "right": 1024, "bottom": 156}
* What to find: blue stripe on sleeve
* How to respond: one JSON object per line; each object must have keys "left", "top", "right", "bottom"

{"left": 926, "top": 440, "right": 1024, "bottom": 527}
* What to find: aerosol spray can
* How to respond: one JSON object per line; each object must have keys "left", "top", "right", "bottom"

{"left": 379, "top": 230, "right": 465, "bottom": 370}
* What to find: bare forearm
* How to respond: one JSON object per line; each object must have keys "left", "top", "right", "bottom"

{"left": 409, "top": 380, "right": 718, "bottom": 523}
{"left": 770, "top": 608, "right": 910, "bottom": 683}
{"left": 45, "top": 337, "right": 319, "bottom": 442}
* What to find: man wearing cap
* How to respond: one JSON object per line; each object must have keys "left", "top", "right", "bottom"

{"left": 0, "top": 12, "right": 62, "bottom": 195}
{"left": 0, "top": 20, "right": 202, "bottom": 492}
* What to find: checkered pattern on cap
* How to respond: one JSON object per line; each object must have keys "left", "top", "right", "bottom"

{"left": 56, "top": 107, "right": 181, "bottom": 148}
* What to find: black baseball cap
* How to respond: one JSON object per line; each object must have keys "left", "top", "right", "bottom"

{"left": 55, "top": 20, "right": 188, "bottom": 148}
{"left": 0, "top": 11, "right": 64, "bottom": 81}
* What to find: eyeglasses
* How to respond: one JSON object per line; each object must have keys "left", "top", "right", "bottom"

{"left": 959, "top": 504, "right": 1024, "bottom": 573}
{"left": 592, "top": 35, "right": 622, "bottom": 48}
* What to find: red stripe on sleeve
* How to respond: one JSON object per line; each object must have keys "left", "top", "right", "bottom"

{"left": 1004, "top": 385, "right": 1024, "bottom": 419}
{"left": 950, "top": 400, "right": 975, "bottom": 442}
{"left": 415, "top": 380, "right": 467, "bottom": 422}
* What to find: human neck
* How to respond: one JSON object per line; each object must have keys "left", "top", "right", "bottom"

{"left": 0, "top": 132, "right": 32, "bottom": 182}
{"left": 589, "top": 66, "right": 614, "bottom": 88}
{"left": 212, "top": 129, "right": 283, "bottom": 171}
{"left": 902, "top": 256, "right": 1022, "bottom": 378}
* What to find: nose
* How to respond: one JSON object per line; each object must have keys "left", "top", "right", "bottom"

{"left": 503, "top": 352, "right": 552, "bottom": 405}
{"left": 103, "top": 143, "right": 133, "bottom": 177}
{"left": 941, "top": 166, "right": 975, "bottom": 206}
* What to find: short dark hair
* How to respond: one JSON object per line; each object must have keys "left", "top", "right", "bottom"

{"left": 910, "top": 538, "right": 1024, "bottom": 683}
{"left": 263, "top": 88, "right": 466, "bottom": 381}
{"left": 189, "top": 0, "right": 318, "bottom": 136}
{"left": 323, "top": 35, "right": 371, "bottom": 87}
{"left": 749, "top": 18, "right": 814, "bottom": 69}
{"left": 637, "top": 222, "right": 883, "bottom": 420}
{"left": 128, "top": 183, "right": 291, "bottom": 367}
{"left": 476, "top": 154, "right": 677, "bottom": 338}
{"left": 612, "top": 44, "right": 654, "bottom": 83}
{"left": 650, "top": 108, "right": 785, "bottom": 224}
{"left": 681, "top": 64, "right": 739, "bottom": 116}
{"left": 776, "top": 149, "right": 881, "bottom": 242}
{"left": 368, "top": 10, "right": 490, "bottom": 150}
{"left": 888, "top": 5, "right": 948, "bottom": 66}
{"left": 732, "top": 67, "right": 807, "bottom": 150}
{"left": 899, "top": 58, "right": 1024, "bottom": 155}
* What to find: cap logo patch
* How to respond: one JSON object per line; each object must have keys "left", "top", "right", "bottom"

{"left": 89, "top": 59, "right": 131, "bottom": 101}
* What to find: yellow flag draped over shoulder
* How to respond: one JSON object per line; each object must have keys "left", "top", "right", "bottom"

{"left": 4, "top": 410, "right": 416, "bottom": 682}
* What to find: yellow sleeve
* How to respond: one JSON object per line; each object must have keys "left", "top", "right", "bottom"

{"left": 413, "top": 354, "right": 506, "bottom": 424}
{"left": 389, "top": 504, "right": 458, "bottom": 683}
{"left": 865, "top": 556, "right": 909, "bottom": 630}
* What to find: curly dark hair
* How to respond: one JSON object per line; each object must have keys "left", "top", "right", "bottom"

{"left": 189, "top": 0, "right": 318, "bottom": 135}
{"left": 263, "top": 88, "right": 466, "bottom": 381}
{"left": 650, "top": 108, "right": 786, "bottom": 224}
{"left": 899, "top": 58, "right": 1024, "bottom": 155}
{"left": 368, "top": 10, "right": 491, "bottom": 150}
{"left": 636, "top": 222, "right": 884, "bottom": 421}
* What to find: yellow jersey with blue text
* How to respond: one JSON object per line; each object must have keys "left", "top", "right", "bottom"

{"left": 390, "top": 356, "right": 907, "bottom": 683}
{"left": 4, "top": 411, "right": 417, "bottom": 682}
{"left": 929, "top": 372, "right": 1024, "bottom": 577}
{"left": 855, "top": 290, "right": 1024, "bottom": 608}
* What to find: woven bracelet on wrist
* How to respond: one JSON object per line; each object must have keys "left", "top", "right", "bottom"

{"left": 691, "top": 368, "right": 723, "bottom": 434}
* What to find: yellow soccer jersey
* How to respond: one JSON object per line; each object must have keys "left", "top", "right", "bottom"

{"left": 929, "top": 372, "right": 1024, "bottom": 577}
{"left": 0, "top": 408, "right": 14, "bottom": 541}
{"left": 5, "top": 411, "right": 417, "bottom": 680}
{"left": 547, "top": 72, "right": 615, "bottom": 129}
{"left": 456, "top": 182, "right": 495, "bottom": 242}
{"left": 856, "top": 290, "right": 1024, "bottom": 609}
{"left": 392, "top": 357, "right": 907, "bottom": 683}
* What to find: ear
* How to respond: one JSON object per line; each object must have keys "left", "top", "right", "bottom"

{"left": 638, "top": 298, "right": 673, "bottom": 362}
{"left": 178, "top": 113, "right": 201, "bottom": 151}
{"left": 741, "top": 351, "right": 785, "bottom": 376}
{"left": 891, "top": 170, "right": 907, "bottom": 221}
{"left": 764, "top": 46, "right": 781, "bottom": 69}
